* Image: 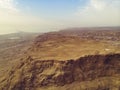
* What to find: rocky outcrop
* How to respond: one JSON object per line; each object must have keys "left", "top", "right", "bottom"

{"left": 0, "top": 54, "right": 120, "bottom": 90}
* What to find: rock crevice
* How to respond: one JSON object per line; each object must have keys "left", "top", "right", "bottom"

{"left": 0, "top": 54, "right": 120, "bottom": 90}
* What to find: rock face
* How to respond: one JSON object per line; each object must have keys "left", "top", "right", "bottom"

{"left": 0, "top": 29, "right": 120, "bottom": 90}
{"left": 1, "top": 54, "right": 120, "bottom": 90}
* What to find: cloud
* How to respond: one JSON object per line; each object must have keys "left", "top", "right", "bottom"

{"left": 75, "top": 0, "right": 120, "bottom": 26}
{"left": 0, "top": 0, "right": 18, "bottom": 12}
{"left": 0, "top": 0, "right": 120, "bottom": 34}
{"left": 0, "top": 0, "right": 19, "bottom": 23}
{"left": 0, "top": 0, "right": 53, "bottom": 34}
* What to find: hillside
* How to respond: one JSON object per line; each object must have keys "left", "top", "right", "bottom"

{"left": 0, "top": 32, "right": 40, "bottom": 76}
{"left": 28, "top": 30, "right": 120, "bottom": 60}
{"left": 0, "top": 54, "right": 120, "bottom": 90}
{"left": 0, "top": 27, "right": 120, "bottom": 90}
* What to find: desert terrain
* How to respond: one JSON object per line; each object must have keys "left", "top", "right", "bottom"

{"left": 0, "top": 27, "right": 120, "bottom": 90}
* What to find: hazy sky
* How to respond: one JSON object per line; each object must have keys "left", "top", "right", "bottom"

{"left": 0, "top": 0, "right": 120, "bottom": 34}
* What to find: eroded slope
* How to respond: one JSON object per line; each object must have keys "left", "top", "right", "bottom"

{"left": 0, "top": 54, "right": 120, "bottom": 90}
{"left": 0, "top": 29, "right": 120, "bottom": 90}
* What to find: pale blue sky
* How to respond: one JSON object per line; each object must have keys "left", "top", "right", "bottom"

{"left": 0, "top": 0, "right": 120, "bottom": 34}
{"left": 17, "top": 0, "right": 86, "bottom": 19}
